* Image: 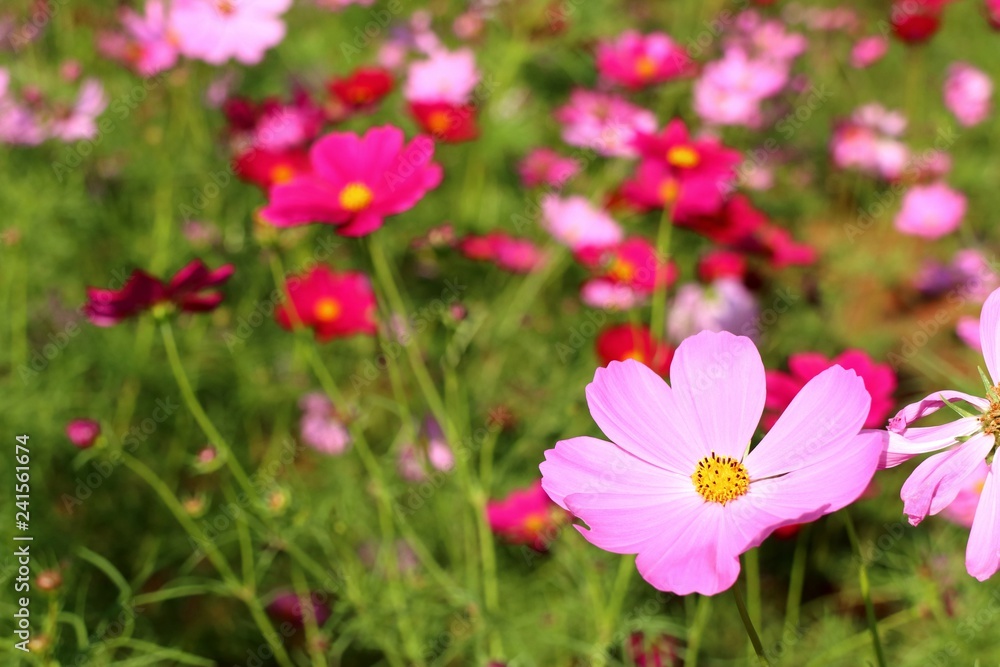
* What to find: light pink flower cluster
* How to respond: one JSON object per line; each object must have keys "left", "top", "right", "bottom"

{"left": 830, "top": 104, "right": 909, "bottom": 180}
{"left": 693, "top": 11, "right": 805, "bottom": 128}
{"left": 944, "top": 63, "right": 992, "bottom": 127}
{"left": 403, "top": 48, "right": 480, "bottom": 105}
{"left": 554, "top": 90, "right": 657, "bottom": 158}
{"left": 100, "top": 0, "right": 291, "bottom": 70}
{"left": 0, "top": 69, "right": 107, "bottom": 145}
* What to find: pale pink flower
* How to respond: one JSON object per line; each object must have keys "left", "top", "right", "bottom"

{"left": 850, "top": 36, "right": 888, "bottom": 69}
{"left": 895, "top": 182, "right": 966, "bottom": 239}
{"left": 98, "top": 0, "right": 179, "bottom": 76}
{"left": 957, "top": 316, "right": 982, "bottom": 352}
{"left": 884, "top": 287, "right": 1000, "bottom": 580}
{"left": 581, "top": 280, "right": 643, "bottom": 310}
{"left": 170, "top": 0, "right": 291, "bottom": 66}
{"left": 666, "top": 279, "right": 759, "bottom": 343}
{"left": 554, "top": 89, "right": 657, "bottom": 158}
{"left": 299, "top": 392, "right": 351, "bottom": 455}
{"left": 944, "top": 62, "right": 992, "bottom": 127}
{"left": 518, "top": 148, "right": 580, "bottom": 188}
{"left": 941, "top": 463, "right": 989, "bottom": 528}
{"left": 693, "top": 48, "right": 788, "bottom": 127}
{"left": 540, "top": 330, "right": 883, "bottom": 595}
{"left": 403, "top": 48, "right": 480, "bottom": 104}
{"left": 49, "top": 79, "right": 107, "bottom": 141}
{"left": 540, "top": 195, "right": 623, "bottom": 251}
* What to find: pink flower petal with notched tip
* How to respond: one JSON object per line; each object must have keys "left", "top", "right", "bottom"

{"left": 967, "top": 458, "right": 1000, "bottom": 581}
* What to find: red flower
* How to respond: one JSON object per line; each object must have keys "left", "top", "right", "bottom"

{"left": 698, "top": 250, "right": 747, "bottom": 282}
{"left": 328, "top": 67, "right": 394, "bottom": 110}
{"left": 66, "top": 419, "right": 101, "bottom": 448}
{"left": 891, "top": 0, "right": 951, "bottom": 43}
{"left": 275, "top": 266, "right": 377, "bottom": 342}
{"left": 234, "top": 147, "right": 312, "bottom": 190}
{"left": 595, "top": 324, "right": 674, "bottom": 376}
{"left": 409, "top": 101, "right": 479, "bottom": 142}
{"left": 84, "top": 260, "right": 234, "bottom": 326}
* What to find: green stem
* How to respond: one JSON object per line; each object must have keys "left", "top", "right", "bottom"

{"left": 732, "top": 581, "right": 770, "bottom": 667}
{"left": 843, "top": 511, "right": 887, "bottom": 667}
{"left": 159, "top": 319, "right": 257, "bottom": 501}
{"left": 785, "top": 524, "right": 811, "bottom": 631}
{"left": 649, "top": 206, "right": 674, "bottom": 345}
{"left": 685, "top": 594, "right": 713, "bottom": 667}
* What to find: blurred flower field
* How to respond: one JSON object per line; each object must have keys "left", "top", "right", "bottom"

{"left": 4, "top": 0, "right": 1000, "bottom": 665}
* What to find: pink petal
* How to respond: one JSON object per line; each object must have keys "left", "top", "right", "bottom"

{"left": 262, "top": 177, "right": 346, "bottom": 226}
{"left": 966, "top": 458, "right": 1000, "bottom": 581}
{"left": 734, "top": 430, "right": 883, "bottom": 544}
{"left": 980, "top": 287, "right": 1000, "bottom": 385}
{"left": 584, "top": 359, "right": 705, "bottom": 473}
{"left": 540, "top": 436, "right": 683, "bottom": 511}
{"left": 668, "top": 331, "right": 765, "bottom": 460}
{"left": 747, "top": 366, "right": 869, "bottom": 479}
{"left": 901, "top": 435, "right": 992, "bottom": 526}
{"left": 887, "top": 390, "right": 988, "bottom": 432}
{"left": 632, "top": 502, "right": 742, "bottom": 596}
{"left": 881, "top": 417, "right": 981, "bottom": 468}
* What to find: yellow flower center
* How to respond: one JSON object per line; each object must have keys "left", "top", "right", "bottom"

{"left": 216, "top": 0, "right": 236, "bottom": 15}
{"left": 270, "top": 164, "right": 295, "bottom": 184}
{"left": 338, "top": 182, "right": 373, "bottom": 212}
{"left": 608, "top": 257, "right": 635, "bottom": 282}
{"left": 313, "top": 298, "right": 341, "bottom": 323}
{"left": 634, "top": 55, "right": 657, "bottom": 79}
{"left": 692, "top": 452, "right": 750, "bottom": 505}
{"left": 659, "top": 178, "right": 679, "bottom": 204}
{"left": 427, "top": 110, "right": 452, "bottom": 135}
{"left": 622, "top": 350, "right": 646, "bottom": 363}
{"left": 667, "top": 146, "right": 700, "bottom": 169}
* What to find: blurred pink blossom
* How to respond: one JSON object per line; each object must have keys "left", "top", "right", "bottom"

{"left": 170, "top": 0, "right": 291, "bottom": 66}
{"left": 944, "top": 62, "right": 992, "bottom": 127}
{"left": 541, "top": 195, "right": 623, "bottom": 251}
{"left": 404, "top": 48, "right": 480, "bottom": 104}
{"left": 518, "top": 148, "right": 579, "bottom": 188}
{"left": 98, "top": 0, "right": 179, "bottom": 76}
{"left": 957, "top": 315, "right": 982, "bottom": 352}
{"left": 554, "top": 89, "right": 656, "bottom": 157}
{"left": 666, "top": 279, "right": 759, "bottom": 343}
{"left": 850, "top": 36, "right": 888, "bottom": 69}
{"left": 299, "top": 392, "right": 351, "bottom": 455}
{"left": 895, "top": 182, "right": 966, "bottom": 239}
{"left": 595, "top": 31, "right": 693, "bottom": 90}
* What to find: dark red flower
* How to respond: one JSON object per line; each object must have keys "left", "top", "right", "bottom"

{"left": 266, "top": 591, "right": 331, "bottom": 628}
{"left": 84, "top": 260, "right": 234, "bottom": 326}
{"left": 234, "top": 146, "right": 312, "bottom": 190}
{"left": 328, "top": 67, "right": 394, "bottom": 109}
{"left": 891, "top": 0, "right": 951, "bottom": 43}
{"left": 626, "top": 632, "right": 679, "bottom": 667}
{"left": 409, "top": 101, "right": 479, "bottom": 142}
{"left": 987, "top": 0, "right": 1000, "bottom": 29}
{"left": 595, "top": 324, "right": 674, "bottom": 376}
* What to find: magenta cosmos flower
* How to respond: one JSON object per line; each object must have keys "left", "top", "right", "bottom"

{"left": 66, "top": 419, "right": 101, "bottom": 448}
{"left": 170, "top": 0, "right": 291, "bottom": 66}
{"left": 83, "top": 260, "right": 234, "bottom": 326}
{"left": 595, "top": 31, "right": 693, "bottom": 90}
{"left": 884, "top": 287, "right": 1000, "bottom": 580}
{"left": 276, "top": 265, "right": 377, "bottom": 341}
{"left": 261, "top": 126, "right": 443, "bottom": 237}
{"left": 540, "top": 331, "right": 883, "bottom": 595}
{"left": 486, "top": 480, "right": 569, "bottom": 551}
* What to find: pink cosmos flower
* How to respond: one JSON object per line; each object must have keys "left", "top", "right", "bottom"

{"left": 988, "top": 0, "right": 1000, "bottom": 29}
{"left": 764, "top": 351, "right": 897, "bottom": 431}
{"left": 66, "top": 419, "right": 101, "bottom": 449}
{"left": 693, "top": 48, "right": 788, "bottom": 128}
{"left": 666, "top": 279, "right": 759, "bottom": 343}
{"left": 850, "top": 36, "right": 888, "bottom": 69}
{"left": 261, "top": 126, "right": 443, "bottom": 237}
{"left": 403, "top": 48, "right": 480, "bottom": 104}
{"left": 957, "top": 316, "right": 982, "bottom": 352}
{"left": 576, "top": 237, "right": 677, "bottom": 295}
{"left": 554, "top": 90, "right": 657, "bottom": 158}
{"left": 883, "top": 287, "right": 1000, "bottom": 580}
{"left": 830, "top": 105, "right": 910, "bottom": 180}
{"left": 97, "top": 0, "right": 179, "bottom": 76}
{"left": 397, "top": 417, "right": 454, "bottom": 482}
{"left": 170, "top": 0, "right": 291, "bottom": 66}
{"left": 595, "top": 31, "right": 693, "bottom": 90}
{"left": 580, "top": 280, "right": 644, "bottom": 310}
{"left": 895, "top": 182, "right": 966, "bottom": 239}
{"left": 48, "top": 80, "right": 107, "bottom": 142}
{"left": 456, "top": 233, "right": 545, "bottom": 273}
{"left": 518, "top": 148, "right": 580, "bottom": 188}
{"left": 486, "top": 480, "right": 569, "bottom": 551}
{"left": 298, "top": 392, "right": 351, "bottom": 455}
{"left": 541, "top": 195, "right": 623, "bottom": 251}
{"left": 275, "top": 266, "right": 377, "bottom": 341}
{"left": 944, "top": 63, "right": 993, "bottom": 127}
{"left": 912, "top": 249, "right": 998, "bottom": 300}
{"left": 540, "top": 331, "right": 883, "bottom": 595}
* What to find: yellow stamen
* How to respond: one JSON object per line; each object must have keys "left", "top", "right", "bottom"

{"left": 634, "top": 55, "right": 657, "bottom": 79}
{"left": 427, "top": 110, "right": 452, "bottom": 135}
{"left": 270, "top": 164, "right": 294, "bottom": 184}
{"left": 314, "top": 298, "right": 341, "bottom": 323}
{"left": 338, "top": 182, "right": 373, "bottom": 212}
{"left": 667, "top": 146, "right": 700, "bottom": 169}
{"left": 659, "top": 179, "right": 679, "bottom": 204}
{"left": 692, "top": 452, "right": 750, "bottom": 505}
{"left": 608, "top": 257, "right": 635, "bottom": 282}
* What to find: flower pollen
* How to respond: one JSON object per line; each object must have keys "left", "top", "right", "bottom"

{"left": 314, "top": 297, "right": 341, "bottom": 322}
{"left": 338, "top": 182, "right": 374, "bottom": 212}
{"left": 667, "top": 146, "right": 700, "bottom": 169}
{"left": 692, "top": 452, "right": 750, "bottom": 504}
